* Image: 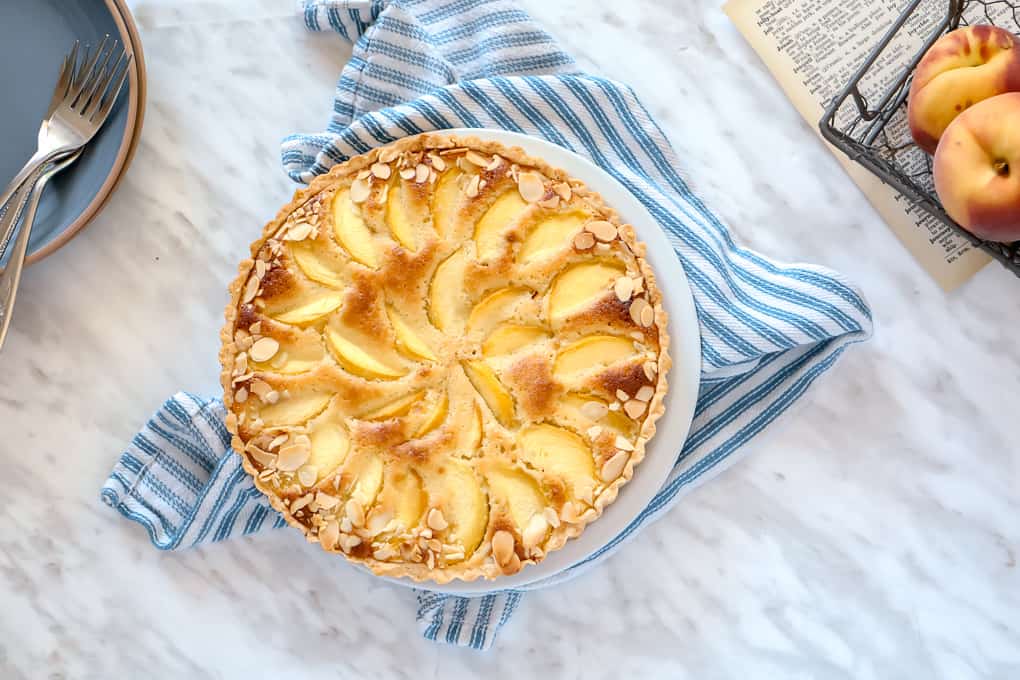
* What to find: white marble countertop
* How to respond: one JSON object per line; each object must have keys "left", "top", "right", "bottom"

{"left": 3, "top": 0, "right": 1019, "bottom": 677}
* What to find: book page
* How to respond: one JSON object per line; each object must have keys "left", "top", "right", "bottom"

{"left": 724, "top": 0, "right": 991, "bottom": 291}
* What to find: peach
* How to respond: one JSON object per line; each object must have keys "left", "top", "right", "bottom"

{"left": 908, "top": 25, "right": 1020, "bottom": 154}
{"left": 933, "top": 92, "right": 1020, "bottom": 242}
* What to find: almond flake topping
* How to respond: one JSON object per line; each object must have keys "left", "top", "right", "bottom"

{"left": 623, "top": 399, "right": 646, "bottom": 419}
{"left": 345, "top": 498, "right": 366, "bottom": 527}
{"left": 427, "top": 508, "right": 449, "bottom": 531}
{"left": 553, "top": 182, "right": 572, "bottom": 201}
{"left": 319, "top": 520, "right": 340, "bottom": 549}
{"left": 635, "top": 385, "right": 655, "bottom": 402}
{"left": 297, "top": 465, "right": 318, "bottom": 487}
{"left": 465, "top": 174, "right": 481, "bottom": 198}
{"left": 586, "top": 425, "right": 603, "bottom": 440}
{"left": 615, "top": 435, "right": 635, "bottom": 452}
{"left": 242, "top": 276, "right": 260, "bottom": 304}
{"left": 573, "top": 231, "right": 595, "bottom": 250}
{"left": 464, "top": 150, "right": 491, "bottom": 168}
{"left": 543, "top": 507, "right": 561, "bottom": 528}
{"left": 371, "top": 162, "right": 391, "bottom": 179}
{"left": 249, "top": 337, "right": 280, "bottom": 363}
{"left": 614, "top": 276, "right": 634, "bottom": 302}
{"left": 284, "top": 221, "right": 313, "bottom": 242}
{"left": 615, "top": 389, "right": 630, "bottom": 402}
{"left": 415, "top": 163, "right": 430, "bottom": 183}
{"left": 517, "top": 171, "right": 545, "bottom": 203}
{"left": 378, "top": 147, "right": 400, "bottom": 164}
{"left": 350, "top": 178, "right": 371, "bottom": 203}
{"left": 600, "top": 451, "right": 629, "bottom": 482}
{"left": 315, "top": 492, "right": 340, "bottom": 509}
{"left": 276, "top": 439, "right": 311, "bottom": 471}
{"left": 428, "top": 153, "right": 446, "bottom": 172}
{"left": 399, "top": 167, "right": 416, "bottom": 180}
{"left": 522, "top": 514, "right": 548, "bottom": 548}
{"left": 580, "top": 400, "right": 609, "bottom": 420}
{"left": 643, "top": 360, "right": 658, "bottom": 381}
{"left": 492, "top": 530, "right": 515, "bottom": 567}
{"left": 585, "top": 220, "right": 618, "bottom": 242}
{"left": 640, "top": 304, "right": 655, "bottom": 328}
{"left": 629, "top": 297, "right": 650, "bottom": 326}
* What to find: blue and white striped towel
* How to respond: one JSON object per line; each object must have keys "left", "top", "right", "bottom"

{"left": 102, "top": 0, "right": 873, "bottom": 651}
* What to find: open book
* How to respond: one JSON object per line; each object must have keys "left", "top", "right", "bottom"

{"left": 724, "top": 0, "right": 991, "bottom": 291}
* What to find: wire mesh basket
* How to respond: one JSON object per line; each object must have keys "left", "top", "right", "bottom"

{"left": 819, "top": 0, "right": 1020, "bottom": 277}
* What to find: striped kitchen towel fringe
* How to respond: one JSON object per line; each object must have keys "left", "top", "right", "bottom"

{"left": 102, "top": 0, "right": 873, "bottom": 651}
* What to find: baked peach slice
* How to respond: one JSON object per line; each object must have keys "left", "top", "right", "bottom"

{"left": 270, "top": 292, "right": 345, "bottom": 326}
{"left": 332, "top": 189, "right": 378, "bottom": 268}
{"left": 257, "top": 390, "right": 332, "bottom": 428}
{"left": 428, "top": 248, "right": 468, "bottom": 333}
{"left": 431, "top": 169, "right": 463, "bottom": 238}
{"left": 482, "top": 323, "right": 550, "bottom": 358}
{"left": 466, "top": 286, "right": 534, "bottom": 335}
{"left": 518, "top": 423, "right": 596, "bottom": 501}
{"left": 423, "top": 459, "right": 488, "bottom": 554}
{"left": 385, "top": 180, "right": 421, "bottom": 251}
{"left": 482, "top": 460, "right": 547, "bottom": 532}
{"left": 386, "top": 306, "right": 437, "bottom": 362}
{"left": 547, "top": 261, "right": 624, "bottom": 326}
{"left": 325, "top": 325, "right": 407, "bottom": 380}
{"left": 461, "top": 360, "right": 516, "bottom": 428}
{"left": 249, "top": 331, "right": 326, "bottom": 375}
{"left": 473, "top": 190, "right": 530, "bottom": 260}
{"left": 288, "top": 241, "right": 347, "bottom": 288}
{"left": 518, "top": 212, "right": 587, "bottom": 262}
{"left": 553, "top": 335, "right": 636, "bottom": 381}
{"left": 305, "top": 401, "right": 351, "bottom": 484}
{"left": 338, "top": 448, "right": 385, "bottom": 510}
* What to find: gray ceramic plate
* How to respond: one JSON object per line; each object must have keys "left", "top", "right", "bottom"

{"left": 0, "top": 0, "right": 143, "bottom": 265}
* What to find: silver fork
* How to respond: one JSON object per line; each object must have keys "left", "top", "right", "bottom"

{"left": 0, "top": 152, "right": 82, "bottom": 351}
{"left": 0, "top": 37, "right": 132, "bottom": 259}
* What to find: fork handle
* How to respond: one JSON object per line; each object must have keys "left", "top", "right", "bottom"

{"left": 0, "top": 146, "right": 70, "bottom": 213}
{"left": 0, "top": 167, "right": 55, "bottom": 351}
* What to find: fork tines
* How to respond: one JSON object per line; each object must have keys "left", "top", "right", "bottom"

{"left": 65, "top": 36, "right": 132, "bottom": 122}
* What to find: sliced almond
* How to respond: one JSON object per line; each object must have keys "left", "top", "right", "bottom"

{"left": 371, "top": 162, "right": 391, "bottom": 180}
{"left": 537, "top": 195, "right": 560, "bottom": 210}
{"left": 632, "top": 276, "right": 645, "bottom": 294}
{"left": 399, "top": 167, "right": 416, "bottom": 180}
{"left": 580, "top": 400, "right": 609, "bottom": 420}
{"left": 614, "top": 276, "right": 634, "bottom": 302}
{"left": 491, "top": 530, "right": 515, "bottom": 567}
{"left": 641, "top": 304, "right": 655, "bottom": 328}
{"left": 350, "top": 178, "right": 371, "bottom": 203}
{"left": 517, "top": 171, "right": 545, "bottom": 203}
{"left": 340, "top": 517, "right": 353, "bottom": 534}
{"left": 373, "top": 544, "right": 397, "bottom": 561}
{"left": 249, "top": 379, "right": 273, "bottom": 401}
{"left": 643, "top": 360, "right": 658, "bottom": 381}
{"left": 291, "top": 493, "right": 315, "bottom": 514}
{"left": 465, "top": 150, "right": 490, "bottom": 168}
{"left": 242, "top": 276, "right": 260, "bottom": 304}
{"left": 378, "top": 147, "right": 400, "bottom": 164}
{"left": 253, "top": 262, "right": 267, "bottom": 281}
{"left": 264, "top": 390, "right": 280, "bottom": 405}
{"left": 486, "top": 154, "right": 504, "bottom": 172}
{"left": 247, "top": 445, "right": 276, "bottom": 468}
{"left": 284, "top": 221, "right": 313, "bottom": 242}
{"left": 268, "top": 433, "right": 288, "bottom": 451}
{"left": 543, "top": 507, "right": 561, "bottom": 528}
{"left": 629, "top": 297, "right": 650, "bottom": 326}
{"left": 573, "top": 231, "right": 595, "bottom": 250}
{"left": 276, "top": 441, "right": 311, "bottom": 471}
{"left": 560, "top": 502, "right": 583, "bottom": 524}
{"left": 635, "top": 385, "right": 655, "bottom": 402}
{"left": 339, "top": 534, "right": 363, "bottom": 553}
{"left": 608, "top": 401, "right": 621, "bottom": 412}
{"left": 297, "top": 465, "right": 318, "bottom": 487}
{"left": 366, "top": 510, "right": 393, "bottom": 536}
{"left": 428, "top": 153, "right": 447, "bottom": 172}
{"left": 315, "top": 491, "right": 340, "bottom": 509}
{"left": 249, "top": 337, "right": 280, "bottom": 363}
{"left": 623, "top": 399, "right": 646, "bottom": 419}
{"left": 234, "top": 387, "right": 249, "bottom": 404}
{"left": 553, "top": 182, "right": 572, "bottom": 201}
{"left": 586, "top": 425, "right": 603, "bottom": 440}
{"left": 225, "top": 412, "right": 238, "bottom": 435}
{"left": 615, "top": 435, "right": 635, "bottom": 452}
{"left": 345, "top": 498, "right": 366, "bottom": 527}
{"left": 600, "top": 450, "right": 629, "bottom": 482}
{"left": 319, "top": 520, "right": 340, "bottom": 549}
{"left": 522, "top": 514, "right": 548, "bottom": 548}
{"left": 499, "top": 552, "right": 522, "bottom": 575}
{"left": 426, "top": 508, "right": 448, "bottom": 531}
{"left": 615, "top": 389, "right": 630, "bottom": 402}
{"left": 465, "top": 174, "right": 481, "bottom": 198}
{"left": 427, "top": 538, "right": 443, "bottom": 553}
{"left": 415, "top": 163, "right": 430, "bottom": 183}
{"left": 586, "top": 220, "right": 618, "bottom": 242}
{"left": 356, "top": 169, "right": 372, "bottom": 181}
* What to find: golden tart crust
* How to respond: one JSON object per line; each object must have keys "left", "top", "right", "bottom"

{"left": 219, "top": 133, "right": 670, "bottom": 583}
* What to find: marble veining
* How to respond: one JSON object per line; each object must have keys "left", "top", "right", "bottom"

{"left": 1, "top": 0, "right": 1018, "bottom": 677}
